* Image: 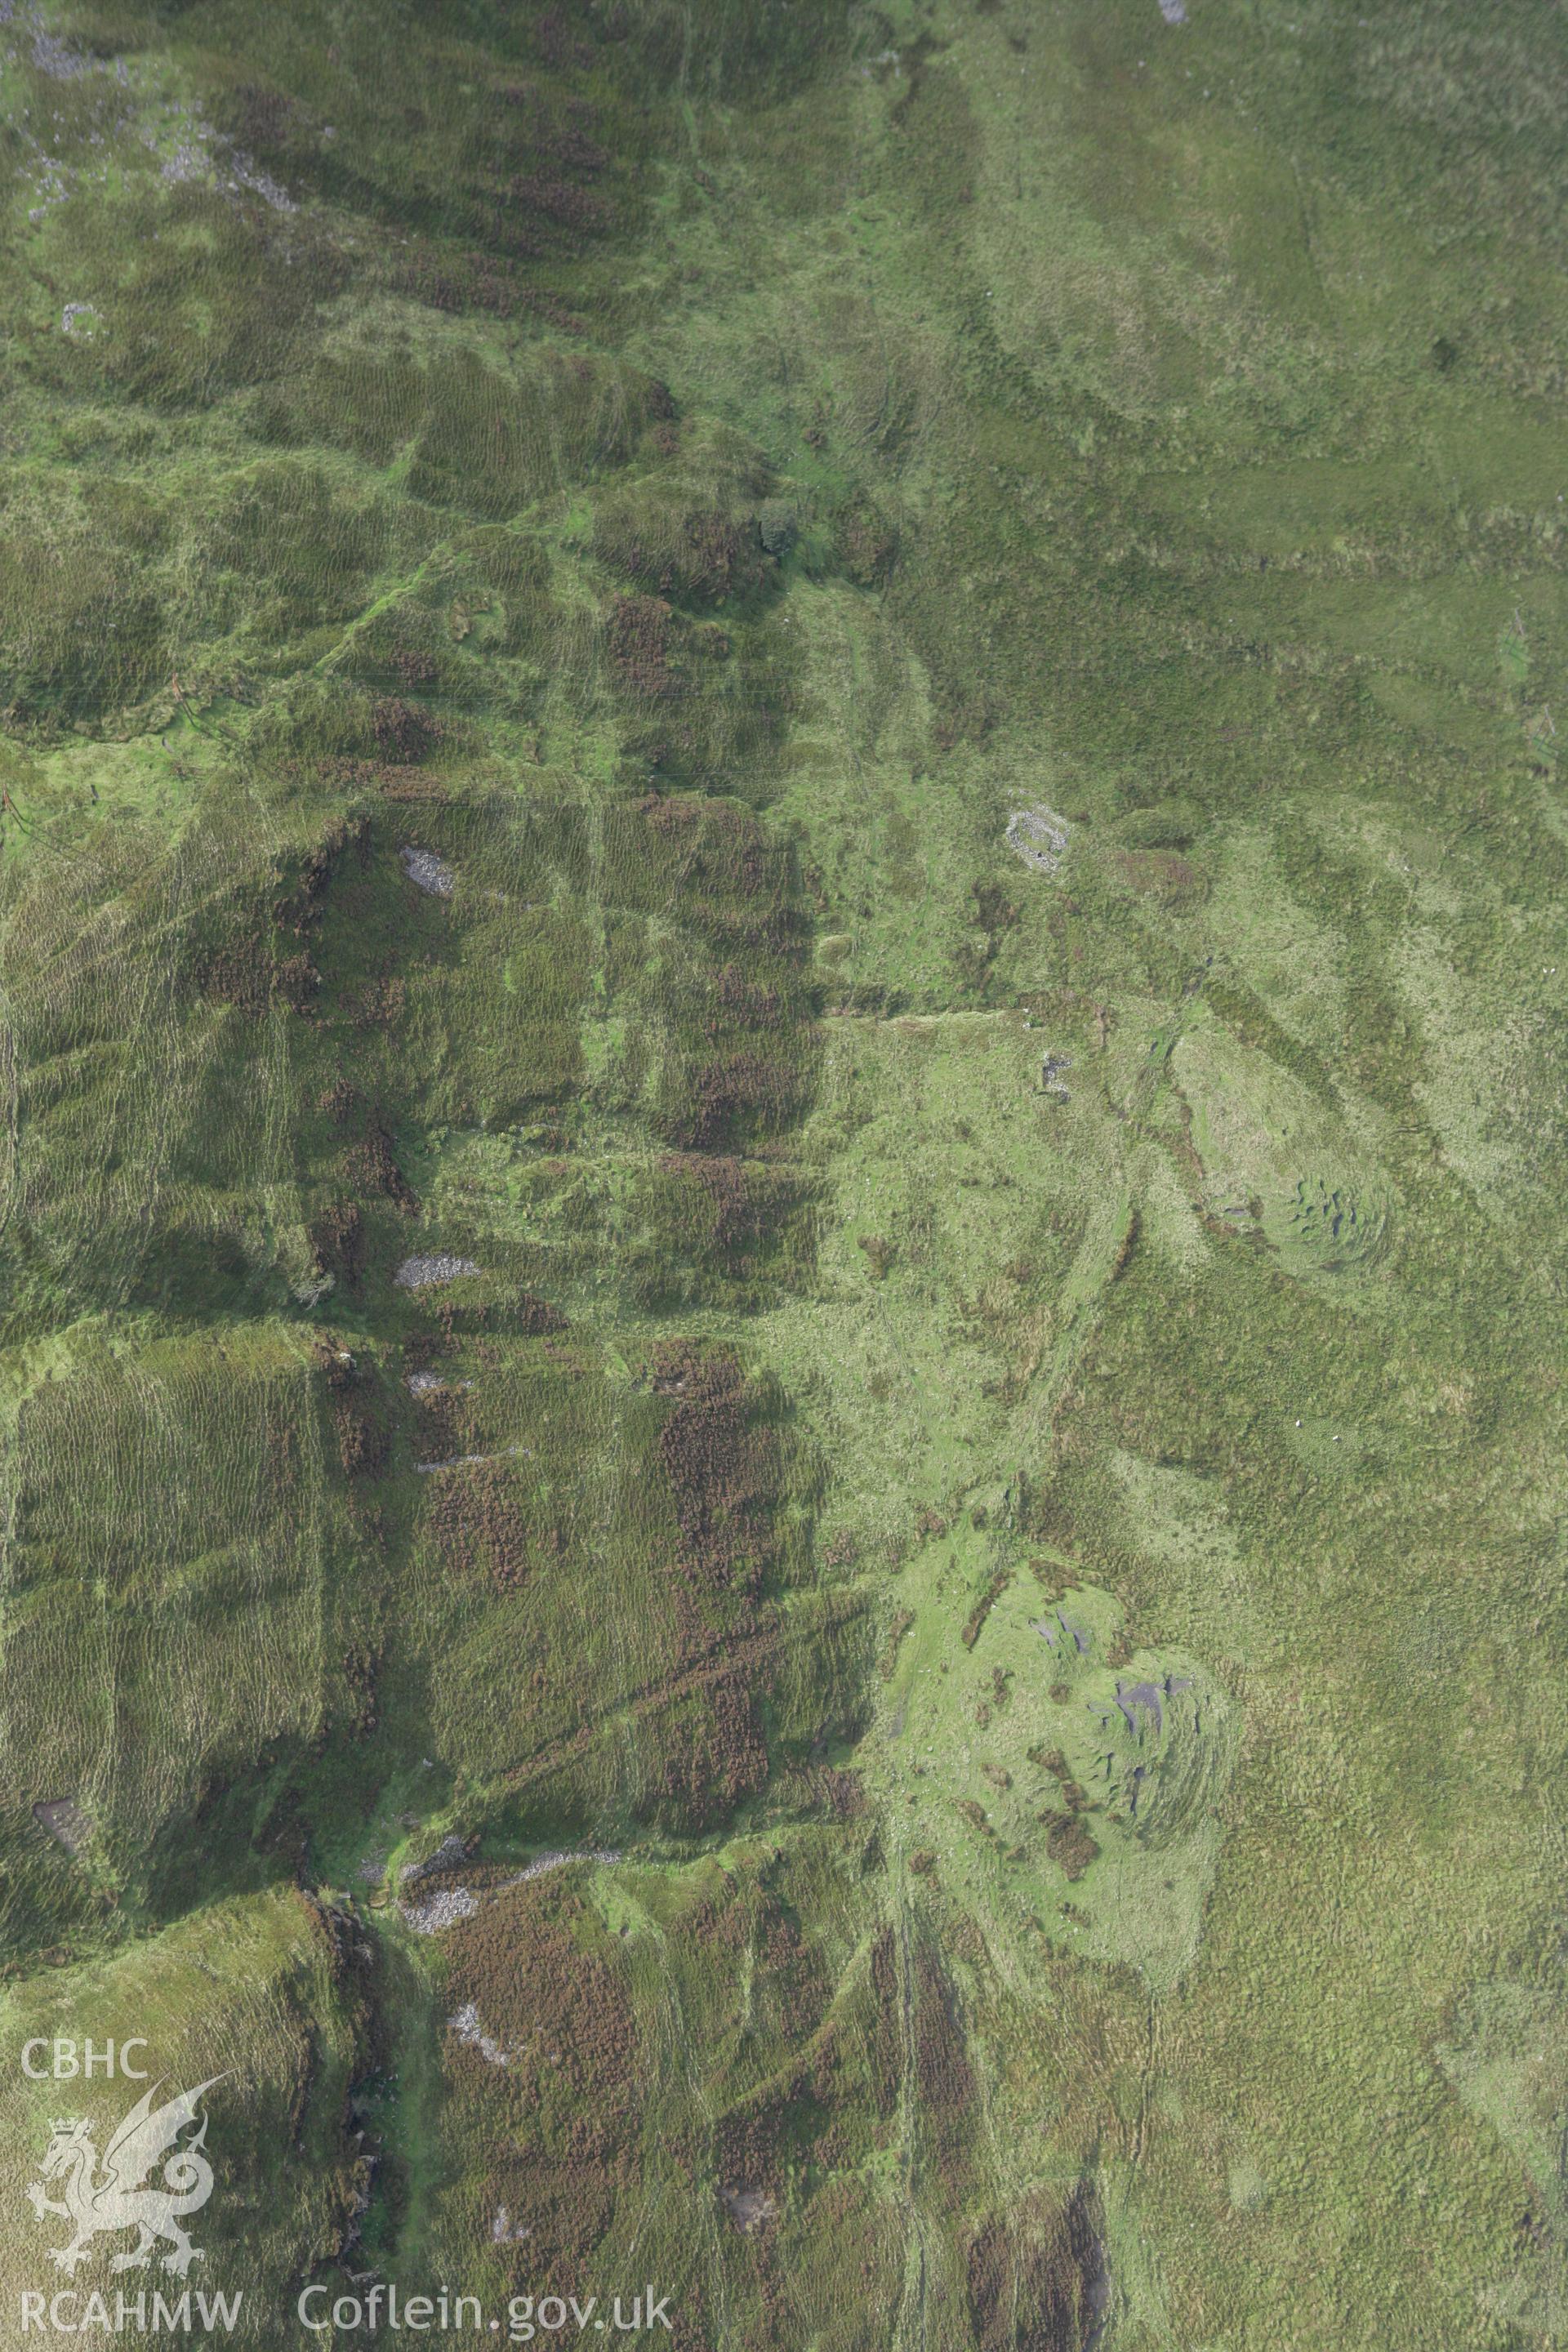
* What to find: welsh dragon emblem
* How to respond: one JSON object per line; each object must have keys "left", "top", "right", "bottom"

{"left": 25, "top": 2078, "right": 222, "bottom": 2277}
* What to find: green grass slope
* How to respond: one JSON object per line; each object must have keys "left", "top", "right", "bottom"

{"left": 0, "top": 0, "right": 1561, "bottom": 2345}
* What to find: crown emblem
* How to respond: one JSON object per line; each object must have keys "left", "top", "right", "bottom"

{"left": 27, "top": 2081, "right": 223, "bottom": 2278}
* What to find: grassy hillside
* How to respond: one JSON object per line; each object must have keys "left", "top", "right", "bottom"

{"left": 0, "top": 0, "right": 1564, "bottom": 2345}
